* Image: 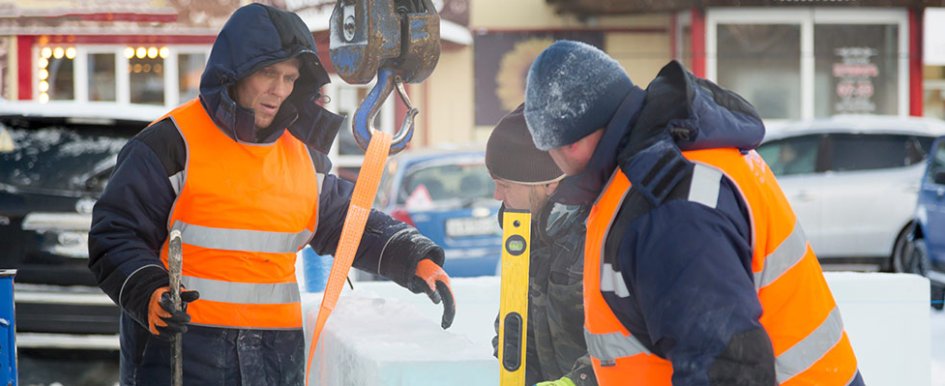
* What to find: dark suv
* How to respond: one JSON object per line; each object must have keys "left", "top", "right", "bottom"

{"left": 0, "top": 102, "right": 163, "bottom": 349}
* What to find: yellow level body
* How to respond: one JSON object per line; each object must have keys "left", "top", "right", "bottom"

{"left": 498, "top": 209, "right": 531, "bottom": 386}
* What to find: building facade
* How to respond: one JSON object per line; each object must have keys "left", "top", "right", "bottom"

{"left": 3, "top": 0, "right": 945, "bottom": 159}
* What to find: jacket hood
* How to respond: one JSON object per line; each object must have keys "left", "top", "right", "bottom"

{"left": 622, "top": 60, "right": 765, "bottom": 158}
{"left": 199, "top": 3, "right": 343, "bottom": 152}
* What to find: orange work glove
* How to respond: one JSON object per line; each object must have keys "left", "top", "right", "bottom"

{"left": 407, "top": 259, "right": 456, "bottom": 329}
{"left": 147, "top": 286, "right": 199, "bottom": 338}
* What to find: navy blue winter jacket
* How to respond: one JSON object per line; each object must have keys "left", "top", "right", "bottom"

{"left": 555, "top": 61, "right": 785, "bottom": 385}
{"left": 88, "top": 4, "right": 442, "bottom": 385}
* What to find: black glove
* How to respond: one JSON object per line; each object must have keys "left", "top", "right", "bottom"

{"left": 407, "top": 259, "right": 455, "bottom": 329}
{"left": 147, "top": 287, "right": 199, "bottom": 338}
{"left": 380, "top": 228, "right": 446, "bottom": 287}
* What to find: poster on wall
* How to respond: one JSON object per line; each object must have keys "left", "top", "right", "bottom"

{"left": 474, "top": 31, "right": 604, "bottom": 126}
{"left": 832, "top": 47, "right": 878, "bottom": 114}
{"left": 813, "top": 23, "right": 898, "bottom": 118}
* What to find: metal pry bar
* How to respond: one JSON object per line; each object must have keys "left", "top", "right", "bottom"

{"left": 168, "top": 229, "right": 183, "bottom": 386}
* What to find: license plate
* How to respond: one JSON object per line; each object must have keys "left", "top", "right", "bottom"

{"left": 445, "top": 217, "right": 497, "bottom": 237}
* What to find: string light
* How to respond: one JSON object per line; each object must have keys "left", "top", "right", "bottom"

{"left": 136, "top": 47, "right": 146, "bottom": 59}
{"left": 65, "top": 47, "right": 76, "bottom": 60}
{"left": 147, "top": 47, "right": 158, "bottom": 59}
{"left": 53, "top": 47, "right": 64, "bottom": 59}
{"left": 124, "top": 47, "right": 135, "bottom": 59}
{"left": 40, "top": 47, "right": 51, "bottom": 59}
{"left": 159, "top": 47, "right": 169, "bottom": 59}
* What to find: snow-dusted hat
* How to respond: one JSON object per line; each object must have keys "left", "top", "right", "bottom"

{"left": 486, "top": 103, "right": 564, "bottom": 184}
{"left": 524, "top": 40, "right": 633, "bottom": 151}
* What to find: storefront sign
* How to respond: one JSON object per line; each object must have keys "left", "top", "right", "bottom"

{"left": 833, "top": 47, "right": 878, "bottom": 114}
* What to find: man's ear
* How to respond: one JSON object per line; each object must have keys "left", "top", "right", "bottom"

{"left": 560, "top": 141, "right": 582, "bottom": 158}
{"left": 567, "top": 128, "right": 604, "bottom": 158}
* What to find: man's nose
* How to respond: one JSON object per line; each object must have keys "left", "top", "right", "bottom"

{"left": 272, "top": 79, "right": 292, "bottom": 97}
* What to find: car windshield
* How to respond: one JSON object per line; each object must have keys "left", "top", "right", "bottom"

{"left": 0, "top": 123, "right": 129, "bottom": 192}
{"left": 398, "top": 161, "right": 495, "bottom": 207}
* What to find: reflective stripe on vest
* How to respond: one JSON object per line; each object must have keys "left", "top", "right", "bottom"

{"left": 584, "top": 328, "right": 650, "bottom": 363}
{"left": 160, "top": 99, "right": 318, "bottom": 330}
{"left": 599, "top": 263, "right": 630, "bottom": 298}
{"left": 584, "top": 149, "right": 860, "bottom": 385}
{"left": 174, "top": 221, "right": 313, "bottom": 254}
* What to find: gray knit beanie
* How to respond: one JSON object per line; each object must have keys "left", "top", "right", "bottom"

{"left": 486, "top": 103, "right": 564, "bottom": 184}
{"left": 524, "top": 40, "right": 634, "bottom": 151}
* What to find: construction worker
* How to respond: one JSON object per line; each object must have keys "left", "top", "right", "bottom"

{"left": 523, "top": 40, "right": 864, "bottom": 385}
{"left": 486, "top": 104, "right": 597, "bottom": 386}
{"left": 88, "top": 4, "right": 454, "bottom": 385}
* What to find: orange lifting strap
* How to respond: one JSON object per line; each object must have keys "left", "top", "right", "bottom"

{"left": 304, "top": 131, "right": 393, "bottom": 385}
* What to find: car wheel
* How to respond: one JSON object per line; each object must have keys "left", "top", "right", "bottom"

{"left": 905, "top": 238, "right": 931, "bottom": 277}
{"left": 892, "top": 226, "right": 925, "bottom": 275}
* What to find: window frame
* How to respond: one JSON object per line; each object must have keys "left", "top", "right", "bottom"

{"left": 706, "top": 7, "right": 909, "bottom": 122}
{"left": 33, "top": 44, "right": 211, "bottom": 108}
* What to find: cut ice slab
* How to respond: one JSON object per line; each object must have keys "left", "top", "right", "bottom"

{"left": 302, "top": 278, "right": 499, "bottom": 386}
{"left": 299, "top": 273, "right": 929, "bottom": 386}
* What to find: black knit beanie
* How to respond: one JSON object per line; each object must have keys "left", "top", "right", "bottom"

{"left": 486, "top": 103, "right": 564, "bottom": 184}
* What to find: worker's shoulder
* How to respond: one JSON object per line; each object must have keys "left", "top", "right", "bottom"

{"left": 133, "top": 117, "right": 185, "bottom": 177}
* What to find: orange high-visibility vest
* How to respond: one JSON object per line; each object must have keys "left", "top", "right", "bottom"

{"left": 584, "top": 148, "right": 860, "bottom": 385}
{"left": 158, "top": 99, "right": 318, "bottom": 329}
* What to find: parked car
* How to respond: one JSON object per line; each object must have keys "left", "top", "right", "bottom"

{"left": 902, "top": 135, "right": 945, "bottom": 309}
{"left": 375, "top": 150, "right": 502, "bottom": 277}
{"left": 756, "top": 115, "right": 945, "bottom": 271}
{"left": 0, "top": 101, "right": 164, "bottom": 349}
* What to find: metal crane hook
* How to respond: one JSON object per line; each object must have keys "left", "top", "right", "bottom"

{"left": 329, "top": 0, "right": 438, "bottom": 155}
{"left": 352, "top": 67, "right": 419, "bottom": 155}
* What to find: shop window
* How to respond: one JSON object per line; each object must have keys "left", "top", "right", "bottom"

{"left": 814, "top": 24, "right": 899, "bottom": 117}
{"left": 178, "top": 53, "right": 205, "bottom": 102}
{"left": 88, "top": 53, "right": 116, "bottom": 102}
{"left": 717, "top": 24, "right": 801, "bottom": 120}
{"left": 129, "top": 46, "right": 165, "bottom": 105}
{"left": 709, "top": 9, "right": 907, "bottom": 120}
{"left": 39, "top": 46, "right": 75, "bottom": 102}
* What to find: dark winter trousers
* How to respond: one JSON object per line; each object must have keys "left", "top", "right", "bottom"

{"left": 119, "top": 317, "right": 305, "bottom": 385}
